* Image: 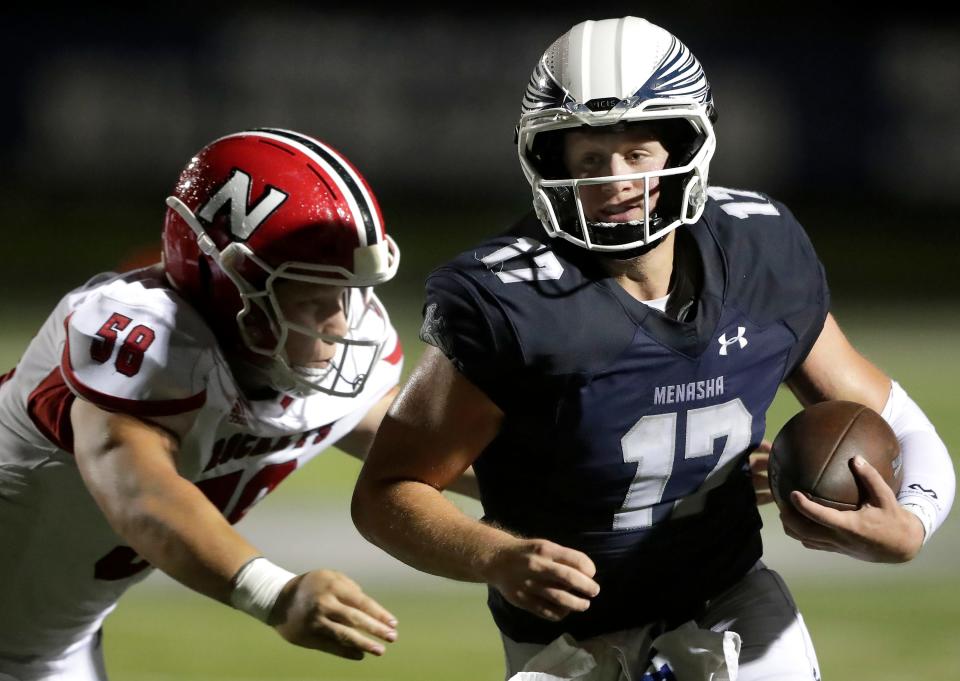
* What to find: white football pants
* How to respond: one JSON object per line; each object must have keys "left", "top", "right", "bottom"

{"left": 0, "top": 630, "right": 107, "bottom": 681}
{"left": 501, "top": 562, "right": 821, "bottom": 681}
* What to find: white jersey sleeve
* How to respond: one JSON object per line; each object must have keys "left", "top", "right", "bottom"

{"left": 366, "top": 294, "right": 404, "bottom": 399}
{"left": 62, "top": 276, "right": 217, "bottom": 417}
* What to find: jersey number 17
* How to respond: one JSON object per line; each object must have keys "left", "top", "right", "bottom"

{"left": 615, "top": 398, "right": 753, "bottom": 530}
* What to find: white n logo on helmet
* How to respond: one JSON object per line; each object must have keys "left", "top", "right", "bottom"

{"left": 198, "top": 169, "right": 288, "bottom": 239}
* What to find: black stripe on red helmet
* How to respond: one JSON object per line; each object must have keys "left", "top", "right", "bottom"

{"left": 252, "top": 128, "right": 380, "bottom": 247}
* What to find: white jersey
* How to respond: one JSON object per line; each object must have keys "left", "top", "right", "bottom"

{"left": 0, "top": 267, "right": 402, "bottom": 661}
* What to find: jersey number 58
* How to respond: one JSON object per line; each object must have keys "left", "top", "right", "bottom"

{"left": 89, "top": 312, "right": 156, "bottom": 377}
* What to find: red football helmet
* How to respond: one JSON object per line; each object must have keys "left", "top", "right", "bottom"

{"left": 162, "top": 128, "right": 400, "bottom": 397}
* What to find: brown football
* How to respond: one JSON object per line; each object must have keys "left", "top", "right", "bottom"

{"left": 769, "top": 400, "right": 903, "bottom": 511}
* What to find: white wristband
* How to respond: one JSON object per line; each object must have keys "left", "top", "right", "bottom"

{"left": 901, "top": 502, "right": 935, "bottom": 545}
{"left": 229, "top": 557, "right": 296, "bottom": 623}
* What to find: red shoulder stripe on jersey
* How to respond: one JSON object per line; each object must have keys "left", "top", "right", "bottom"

{"left": 61, "top": 326, "right": 207, "bottom": 417}
{"left": 27, "top": 367, "right": 76, "bottom": 453}
{"left": 383, "top": 338, "right": 403, "bottom": 365}
{"left": 0, "top": 366, "right": 15, "bottom": 388}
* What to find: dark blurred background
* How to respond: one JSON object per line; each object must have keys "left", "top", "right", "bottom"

{"left": 1, "top": 7, "right": 958, "bottom": 311}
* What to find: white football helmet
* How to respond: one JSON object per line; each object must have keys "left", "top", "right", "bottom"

{"left": 516, "top": 16, "right": 717, "bottom": 252}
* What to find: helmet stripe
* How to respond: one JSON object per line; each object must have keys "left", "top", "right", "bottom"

{"left": 633, "top": 37, "right": 711, "bottom": 103}
{"left": 249, "top": 128, "right": 382, "bottom": 247}
{"left": 521, "top": 45, "right": 572, "bottom": 115}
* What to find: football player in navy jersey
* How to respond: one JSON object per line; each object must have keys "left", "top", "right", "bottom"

{"left": 352, "top": 16, "right": 955, "bottom": 681}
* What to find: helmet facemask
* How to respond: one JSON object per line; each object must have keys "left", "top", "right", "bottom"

{"left": 247, "top": 266, "right": 391, "bottom": 399}
{"left": 519, "top": 102, "right": 715, "bottom": 253}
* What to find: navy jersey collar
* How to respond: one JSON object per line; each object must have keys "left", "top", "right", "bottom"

{"left": 584, "top": 222, "right": 726, "bottom": 358}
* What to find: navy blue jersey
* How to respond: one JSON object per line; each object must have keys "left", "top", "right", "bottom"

{"left": 421, "top": 188, "right": 829, "bottom": 643}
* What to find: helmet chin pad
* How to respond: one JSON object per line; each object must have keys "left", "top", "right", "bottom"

{"left": 539, "top": 184, "right": 662, "bottom": 246}
{"left": 587, "top": 218, "right": 663, "bottom": 247}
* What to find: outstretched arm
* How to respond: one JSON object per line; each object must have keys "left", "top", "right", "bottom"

{"left": 72, "top": 397, "right": 397, "bottom": 659}
{"left": 352, "top": 346, "right": 600, "bottom": 622}
{"left": 781, "top": 313, "right": 954, "bottom": 562}
{"left": 337, "top": 385, "right": 481, "bottom": 500}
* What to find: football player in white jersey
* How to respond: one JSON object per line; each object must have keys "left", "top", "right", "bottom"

{"left": 0, "top": 128, "right": 435, "bottom": 680}
{"left": 352, "top": 16, "right": 955, "bottom": 681}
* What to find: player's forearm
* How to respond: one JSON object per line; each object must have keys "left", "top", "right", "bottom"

{"left": 108, "top": 475, "right": 261, "bottom": 602}
{"left": 352, "top": 478, "right": 514, "bottom": 582}
{"left": 73, "top": 400, "right": 262, "bottom": 603}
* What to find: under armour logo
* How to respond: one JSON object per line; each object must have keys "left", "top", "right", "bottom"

{"left": 198, "top": 169, "right": 288, "bottom": 239}
{"left": 908, "top": 483, "right": 938, "bottom": 499}
{"left": 718, "top": 327, "right": 748, "bottom": 356}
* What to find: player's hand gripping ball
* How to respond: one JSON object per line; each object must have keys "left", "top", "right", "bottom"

{"left": 769, "top": 400, "right": 903, "bottom": 511}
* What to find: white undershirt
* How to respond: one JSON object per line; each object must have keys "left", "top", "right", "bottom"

{"left": 638, "top": 293, "right": 670, "bottom": 312}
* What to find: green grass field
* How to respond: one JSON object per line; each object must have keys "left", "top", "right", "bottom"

{"left": 3, "top": 301, "right": 958, "bottom": 679}
{"left": 100, "top": 577, "right": 960, "bottom": 680}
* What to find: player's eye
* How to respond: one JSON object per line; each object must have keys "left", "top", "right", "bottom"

{"left": 575, "top": 154, "right": 604, "bottom": 175}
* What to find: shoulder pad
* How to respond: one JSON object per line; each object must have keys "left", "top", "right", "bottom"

{"left": 62, "top": 277, "right": 217, "bottom": 416}
{"left": 703, "top": 186, "right": 830, "bottom": 371}
{"left": 358, "top": 291, "right": 403, "bottom": 395}
{"left": 705, "top": 186, "right": 785, "bottom": 225}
